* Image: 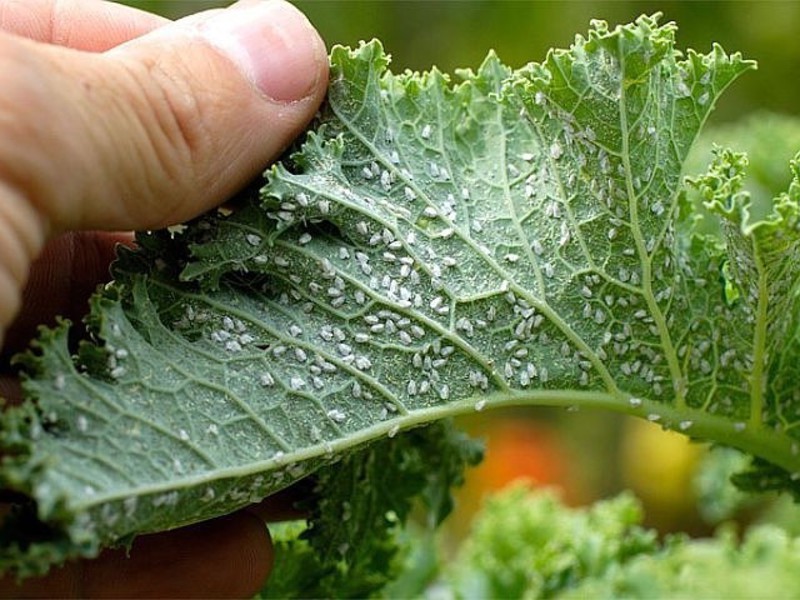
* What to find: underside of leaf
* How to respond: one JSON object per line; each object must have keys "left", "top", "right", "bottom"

{"left": 6, "top": 13, "right": 800, "bottom": 576}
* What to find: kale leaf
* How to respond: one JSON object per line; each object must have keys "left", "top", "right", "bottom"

{"left": 7, "top": 14, "right": 800, "bottom": 579}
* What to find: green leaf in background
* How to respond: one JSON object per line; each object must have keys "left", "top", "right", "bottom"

{"left": 438, "top": 484, "right": 800, "bottom": 600}
{"left": 9, "top": 13, "right": 800, "bottom": 578}
{"left": 260, "top": 421, "right": 481, "bottom": 598}
{"left": 444, "top": 486, "right": 658, "bottom": 598}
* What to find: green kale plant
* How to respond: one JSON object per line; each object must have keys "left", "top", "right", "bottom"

{"left": 3, "top": 12, "right": 800, "bottom": 594}
{"left": 436, "top": 484, "right": 800, "bottom": 599}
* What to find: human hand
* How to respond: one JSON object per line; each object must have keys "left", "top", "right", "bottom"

{"left": 0, "top": 0, "right": 328, "bottom": 596}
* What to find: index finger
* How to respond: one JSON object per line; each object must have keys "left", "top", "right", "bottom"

{"left": 0, "top": 0, "right": 169, "bottom": 51}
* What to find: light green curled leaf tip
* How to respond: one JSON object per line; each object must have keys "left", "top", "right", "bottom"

{"left": 690, "top": 146, "right": 750, "bottom": 221}
{"left": 0, "top": 13, "right": 784, "bottom": 576}
{"left": 693, "top": 146, "right": 800, "bottom": 236}
{"left": 686, "top": 113, "right": 800, "bottom": 231}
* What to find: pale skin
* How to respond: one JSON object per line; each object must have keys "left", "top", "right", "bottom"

{"left": 0, "top": 0, "right": 329, "bottom": 596}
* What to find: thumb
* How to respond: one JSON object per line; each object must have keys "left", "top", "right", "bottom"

{"left": 0, "top": 0, "right": 328, "bottom": 238}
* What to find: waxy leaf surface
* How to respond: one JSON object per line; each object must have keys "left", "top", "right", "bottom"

{"left": 6, "top": 15, "right": 799, "bottom": 574}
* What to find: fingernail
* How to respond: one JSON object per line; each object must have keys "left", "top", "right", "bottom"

{"left": 199, "top": 0, "right": 326, "bottom": 103}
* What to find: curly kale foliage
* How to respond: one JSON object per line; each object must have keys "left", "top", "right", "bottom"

{"left": 441, "top": 485, "right": 800, "bottom": 600}
{"left": 261, "top": 421, "right": 481, "bottom": 598}
{"left": 4, "top": 12, "right": 800, "bottom": 579}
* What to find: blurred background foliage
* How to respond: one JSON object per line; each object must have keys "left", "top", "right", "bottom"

{"left": 117, "top": 1, "right": 800, "bottom": 534}
{"left": 119, "top": 0, "right": 800, "bottom": 123}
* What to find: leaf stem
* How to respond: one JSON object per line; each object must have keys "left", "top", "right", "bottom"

{"left": 749, "top": 247, "right": 769, "bottom": 429}
{"left": 617, "top": 48, "right": 686, "bottom": 407}
{"left": 76, "top": 388, "right": 800, "bottom": 515}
